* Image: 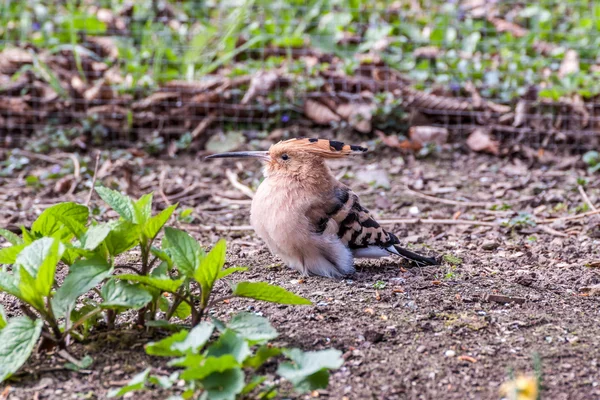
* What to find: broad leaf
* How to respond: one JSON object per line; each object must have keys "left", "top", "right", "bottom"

{"left": 201, "top": 367, "right": 245, "bottom": 400}
{"left": 101, "top": 280, "right": 153, "bottom": 310}
{"left": 0, "top": 228, "right": 23, "bottom": 245}
{"left": 171, "top": 322, "right": 215, "bottom": 354}
{"left": 151, "top": 247, "right": 173, "bottom": 269}
{"left": 107, "top": 367, "right": 150, "bottom": 398}
{"left": 0, "top": 305, "right": 7, "bottom": 329}
{"left": 163, "top": 227, "right": 203, "bottom": 276}
{"left": 206, "top": 330, "right": 250, "bottom": 363}
{"left": 34, "top": 238, "right": 62, "bottom": 297}
{"left": 18, "top": 267, "right": 45, "bottom": 311}
{"left": 143, "top": 204, "right": 177, "bottom": 241}
{"left": 180, "top": 355, "right": 238, "bottom": 381}
{"left": 158, "top": 295, "right": 191, "bottom": 320}
{"left": 134, "top": 193, "right": 154, "bottom": 224}
{"left": 114, "top": 274, "right": 183, "bottom": 294}
{"left": 146, "top": 322, "right": 214, "bottom": 357}
{"left": 226, "top": 312, "right": 278, "bottom": 344}
{"left": 96, "top": 187, "right": 137, "bottom": 223}
{"left": 104, "top": 220, "right": 140, "bottom": 256}
{"left": 194, "top": 239, "right": 226, "bottom": 307}
{"left": 80, "top": 224, "right": 111, "bottom": 251}
{"left": 31, "top": 202, "right": 88, "bottom": 238}
{"left": 244, "top": 346, "right": 282, "bottom": 369}
{"left": 14, "top": 237, "right": 63, "bottom": 278}
{"left": 53, "top": 256, "right": 113, "bottom": 318}
{"left": 0, "top": 317, "right": 43, "bottom": 382}
{"left": 217, "top": 267, "right": 247, "bottom": 279}
{"left": 277, "top": 349, "right": 343, "bottom": 393}
{"left": 0, "top": 244, "right": 26, "bottom": 264}
{"left": 233, "top": 282, "right": 312, "bottom": 305}
{"left": 0, "top": 271, "right": 20, "bottom": 298}
{"left": 21, "top": 227, "right": 35, "bottom": 244}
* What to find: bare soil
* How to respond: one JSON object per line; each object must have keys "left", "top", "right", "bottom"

{"left": 1, "top": 145, "right": 599, "bottom": 400}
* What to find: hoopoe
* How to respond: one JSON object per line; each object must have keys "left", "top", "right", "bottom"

{"left": 206, "top": 138, "right": 438, "bottom": 278}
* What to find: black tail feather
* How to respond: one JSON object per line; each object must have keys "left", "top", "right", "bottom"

{"left": 393, "top": 245, "right": 439, "bottom": 266}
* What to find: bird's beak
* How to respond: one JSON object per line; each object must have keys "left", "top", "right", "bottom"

{"left": 204, "top": 151, "right": 270, "bottom": 162}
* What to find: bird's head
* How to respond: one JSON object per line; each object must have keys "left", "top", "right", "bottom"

{"left": 205, "top": 138, "right": 367, "bottom": 177}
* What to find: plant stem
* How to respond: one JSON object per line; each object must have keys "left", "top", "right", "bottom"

{"left": 137, "top": 243, "right": 151, "bottom": 326}
{"left": 63, "top": 308, "right": 102, "bottom": 338}
{"left": 206, "top": 295, "right": 235, "bottom": 309}
{"left": 45, "top": 298, "right": 65, "bottom": 348}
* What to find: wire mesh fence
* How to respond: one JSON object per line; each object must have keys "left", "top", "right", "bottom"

{"left": 1, "top": 0, "right": 600, "bottom": 153}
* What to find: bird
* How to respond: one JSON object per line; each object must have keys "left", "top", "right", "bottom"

{"left": 205, "top": 137, "right": 438, "bottom": 278}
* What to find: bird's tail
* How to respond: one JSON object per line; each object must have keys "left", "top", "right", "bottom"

{"left": 391, "top": 245, "right": 439, "bottom": 266}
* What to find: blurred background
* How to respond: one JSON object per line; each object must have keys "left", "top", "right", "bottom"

{"left": 1, "top": 0, "right": 600, "bottom": 159}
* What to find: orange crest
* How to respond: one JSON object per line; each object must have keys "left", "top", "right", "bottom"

{"left": 269, "top": 138, "right": 367, "bottom": 159}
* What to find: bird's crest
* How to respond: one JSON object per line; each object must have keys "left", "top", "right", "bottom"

{"left": 270, "top": 138, "right": 367, "bottom": 159}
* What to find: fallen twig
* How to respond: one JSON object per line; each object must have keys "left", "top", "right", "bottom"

{"left": 577, "top": 185, "right": 597, "bottom": 211}
{"left": 478, "top": 294, "right": 526, "bottom": 304}
{"left": 539, "top": 209, "right": 600, "bottom": 223}
{"left": 379, "top": 218, "right": 499, "bottom": 227}
{"left": 158, "top": 169, "right": 171, "bottom": 206}
{"left": 225, "top": 169, "right": 255, "bottom": 199}
{"left": 405, "top": 186, "right": 534, "bottom": 208}
{"left": 85, "top": 152, "right": 101, "bottom": 207}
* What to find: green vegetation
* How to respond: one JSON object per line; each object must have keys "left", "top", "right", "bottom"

{"left": 0, "top": 189, "right": 342, "bottom": 397}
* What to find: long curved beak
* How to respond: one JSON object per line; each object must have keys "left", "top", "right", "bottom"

{"left": 204, "top": 151, "right": 270, "bottom": 162}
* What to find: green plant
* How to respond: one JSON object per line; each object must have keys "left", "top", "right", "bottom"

{"left": 109, "top": 312, "right": 343, "bottom": 399}
{"left": 583, "top": 151, "right": 600, "bottom": 174}
{"left": 373, "top": 280, "right": 387, "bottom": 289}
{"left": 442, "top": 254, "right": 463, "bottom": 265}
{"left": 0, "top": 189, "right": 313, "bottom": 383}
{"left": 501, "top": 212, "right": 537, "bottom": 229}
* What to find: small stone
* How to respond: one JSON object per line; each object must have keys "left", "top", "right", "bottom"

{"left": 416, "top": 345, "right": 426, "bottom": 353}
{"left": 444, "top": 349, "right": 456, "bottom": 357}
{"left": 481, "top": 240, "right": 499, "bottom": 250}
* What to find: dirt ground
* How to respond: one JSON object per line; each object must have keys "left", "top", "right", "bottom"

{"left": 1, "top": 143, "right": 599, "bottom": 400}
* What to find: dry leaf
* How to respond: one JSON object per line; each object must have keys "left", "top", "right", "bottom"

{"left": 559, "top": 49, "right": 579, "bottom": 78}
{"left": 409, "top": 126, "right": 448, "bottom": 146}
{"left": 466, "top": 128, "right": 499, "bottom": 155}
{"left": 241, "top": 70, "right": 280, "bottom": 105}
{"left": 304, "top": 99, "right": 340, "bottom": 125}
{"left": 579, "top": 284, "right": 600, "bottom": 296}
{"left": 488, "top": 17, "right": 527, "bottom": 37}
{"left": 336, "top": 102, "right": 374, "bottom": 133}
{"left": 513, "top": 100, "right": 527, "bottom": 127}
{"left": 375, "top": 130, "right": 420, "bottom": 151}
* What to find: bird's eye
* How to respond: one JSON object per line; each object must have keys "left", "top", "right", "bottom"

{"left": 281, "top": 154, "right": 289, "bottom": 161}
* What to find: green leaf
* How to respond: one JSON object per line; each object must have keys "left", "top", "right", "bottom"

{"left": 21, "top": 227, "right": 35, "bottom": 244}
{"left": 0, "top": 244, "right": 26, "bottom": 264}
{"left": 226, "top": 312, "right": 278, "bottom": 344}
{"left": 180, "top": 355, "right": 239, "bottom": 381}
{"left": 151, "top": 247, "right": 173, "bottom": 269}
{"left": 194, "top": 239, "right": 226, "bottom": 307}
{"left": 80, "top": 224, "right": 111, "bottom": 251}
{"left": 163, "top": 227, "right": 203, "bottom": 276}
{"left": 15, "top": 237, "right": 63, "bottom": 278}
{"left": 18, "top": 266, "right": 45, "bottom": 311}
{"left": 64, "top": 354, "right": 94, "bottom": 371}
{"left": 217, "top": 267, "right": 247, "bottom": 279}
{"left": 0, "top": 228, "right": 23, "bottom": 245}
{"left": 114, "top": 274, "right": 184, "bottom": 294}
{"left": 34, "top": 238, "right": 62, "bottom": 297}
{"left": 146, "top": 322, "right": 214, "bottom": 357}
{"left": 104, "top": 220, "right": 140, "bottom": 256}
{"left": 0, "top": 317, "right": 43, "bottom": 382}
{"left": 31, "top": 202, "right": 88, "bottom": 238}
{"left": 143, "top": 204, "right": 177, "bottom": 241}
{"left": 52, "top": 256, "right": 113, "bottom": 318}
{"left": 206, "top": 330, "right": 250, "bottom": 363}
{"left": 233, "top": 282, "right": 311, "bottom": 305}
{"left": 243, "top": 346, "right": 282, "bottom": 369}
{"left": 101, "top": 280, "right": 153, "bottom": 310}
{"left": 277, "top": 349, "right": 343, "bottom": 393}
{"left": 145, "top": 330, "right": 189, "bottom": 357}
{"left": 0, "top": 271, "right": 20, "bottom": 298}
{"left": 134, "top": 193, "right": 154, "bottom": 225}
{"left": 96, "top": 187, "right": 137, "bottom": 223}
{"left": 201, "top": 367, "right": 245, "bottom": 400}
{"left": 241, "top": 375, "right": 267, "bottom": 395}
{"left": 107, "top": 367, "right": 150, "bottom": 398}
{"left": 0, "top": 305, "right": 7, "bottom": 330}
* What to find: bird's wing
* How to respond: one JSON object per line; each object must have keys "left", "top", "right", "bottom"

{"left": 307, "top": 185, "right": 438, "bottom": 265}
{"left": 307, "top": 185, "right": 397, "bottom": 249}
